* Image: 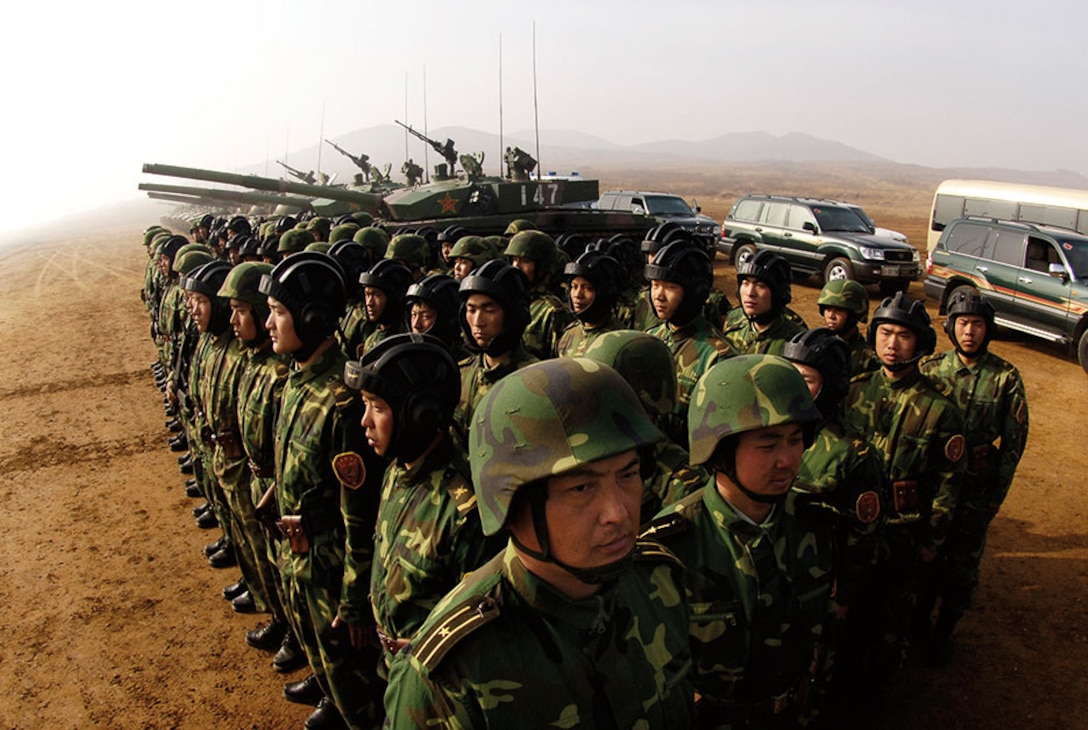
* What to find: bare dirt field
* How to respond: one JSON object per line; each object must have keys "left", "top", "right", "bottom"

{"left": 1, "top": 178, "right": 1086, "bottom": 728}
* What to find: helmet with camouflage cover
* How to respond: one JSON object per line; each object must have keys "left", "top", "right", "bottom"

{"left": 352, "top": 226, "right": 390, "bottom": 262}
{"left": 218, "top": 261, "right": 274, "bottom": 340}
{"left": 688, "top": 354, "right": 821, "bottom": 466}
{"left": 307, "top": 216, "right": 332, "bottom": 240}
{"left": 563, "top": 249, "right": 623, "bottom": 324}
{"left": 781, "top": 327, "right": 851, "bottom": 416}
{"left": 943, "top": 287, "right": 994, "bottom": 354}
{"left": 582, "top": 330, "right": 676, "bottom": 422}
{"left": 385, "top": 233, "right": 430, "bottom": 273}
{"left": 305, "top": 241, "right": 332, "bottom": 254}
{"left": 504, "top": 230, "right": 558, "bottom": 282}
{"left": 504, "top": 218, "right": 537, "bottom": 236}
{"left": 172, "top": 249, "right": 216, "bottom": 277}
{"left": 183, "top": 260, "right": 233, "bottom": 335}
{"left": 351, "top": 211, "right": 374, "bottom": 227}
{"left": 818, "top": 279, "right": 869, "bottom": 323}
{"left": 470, "top": 358, "right": 662, "bottom": 547}
{"left": 329, "top": 222, "right": 360, "bottom": 244}
{"left": 644, "top": 240, "right": 713, "bottom": 326}
{"left": 867, "top": 291, "right": 936, "bottom": 370}
{"left": 448, "top": 235, "right": 497, "bottom": 275}
{"left": 143, "top": 226, "right": 169, "bottom": 247}
{"left": 277, "top": 228, "right": 313, "bottom": 254}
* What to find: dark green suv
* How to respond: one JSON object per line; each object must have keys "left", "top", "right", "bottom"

{"left": 718, "top": 194, "right": 922, "bottom": 294}
{"left": 924, "top": 217, "right": 1088, "bottom": 371}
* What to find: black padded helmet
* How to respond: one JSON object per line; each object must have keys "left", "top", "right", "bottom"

{"left": 644, "top": 241, "right": 713, "bottom": 326}
{"left": 867, "top": 291, "right": 937, "bottom": 370}
{"left": 563, "top": 250, "right": 624, "bottom": 325}
{"left": 943, "top": 288, "right": 995, "bottom": 354}
{"left": 458, "top": 260, "right": 531, "bottom": 356}
{"left": 343, "top": 333, "right": 460, "bottom": 464}
{"left": 183, "top": 260, "right": 233, "bottom": 335}
{"left": 274, "top": 215, "right": 298, "bottom": 235}
{"left": 404, "top": 274, "right": 462, "bottom": 351}
{"left": 258, "top": 251, "right": 347, "bottom": 361}
{"left": 327, "top": 240, "right": 372, "bottom": 299}
{"left": 736, "top": 249, "right": 793, "bottom": 321}
{"left": 782, "top": 327, "right": 851, "bottom": 416}
{"left": 227, "top": 216, "right": 252, "bottom": 237}
{"left": 358, "top": 259, "right": 413, "bottom": 327}
{"left": 237, "top": 235, "right": 263, "bottom": 260}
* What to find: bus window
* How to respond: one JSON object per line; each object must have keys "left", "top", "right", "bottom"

{"left": 1022, "top": 203, "right": 1078, "bottom": 230}
{"left": 964, "top": 198, "right": 1017, "bottom": 221}
{"left": 932, "top": 194, "right": 964, "bottom": 231}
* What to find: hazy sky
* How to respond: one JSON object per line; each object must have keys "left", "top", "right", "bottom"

{"left": 3, "top": 0, "right": 1086, "bottom": 237}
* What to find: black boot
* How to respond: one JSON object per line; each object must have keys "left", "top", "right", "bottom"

{"left": 273, "top": 630, "right": 308, "bottom": 674}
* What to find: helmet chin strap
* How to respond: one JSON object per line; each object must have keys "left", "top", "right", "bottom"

{"left": 716, "top": 448, "right": 788, "bottom": 506}
{"left": 749, "top": 308, "right": 779, "bottom": 327}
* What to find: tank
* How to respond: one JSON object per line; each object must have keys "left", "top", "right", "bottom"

{"left": 139, "top": 182, "right": 312, "bottom": 211}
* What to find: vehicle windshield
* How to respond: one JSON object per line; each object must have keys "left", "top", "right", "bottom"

{"left": 1059, "top": 239, "right": 1088, "bottom": 279}
{"left": 847, "top": 205, "right": 876, "bottom": 228}
{"left": 645, "top": 195, "right": 695, "bottom": 217}
{"left": 813, "top": 206, "right": 872, "bottom": 233}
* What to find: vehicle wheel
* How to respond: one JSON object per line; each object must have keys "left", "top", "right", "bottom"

{"left": 734, "top": 243, "right": 757, "bottom": 269}
{"left": 823, "top": 257, "right": 855, "bottom": 283}
{"left": 1078, "top": 327, "right": 1088, "bottom": 374}
{"left": 879, "top": 279, "right": 910, "bottom": 296}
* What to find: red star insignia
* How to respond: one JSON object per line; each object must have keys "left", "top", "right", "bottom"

{"left": 438, "top": 193, "right": 458, "bottom": 214}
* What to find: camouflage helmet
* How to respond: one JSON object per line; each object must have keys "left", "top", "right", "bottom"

{"left": 644, "top": 240, "right": 713, "bottom": 326}
{"left": 305, "top": 241, "right": 332, "bottom": 254}
{"left": 504, "top": 218, "right": 538, "bottom": 236}
{"left": 781, "top": 327, "right": 851, "bottom": 415}
{"left": 218, "top": 261, "right": 274, "bottom": 331}
{"left": 258, "top": 251, "right": 346, "bottom": 359}
{"left": 173, "top": 242, "right": 213, "bottom": 264}
{"left": 142, "top": 226, "right": 169, "bottom": 247}
{"left": 688, "top": 354, "right": 821, "bottom": 466}
{"left": 329, "top": 222, "right": 360, "bottom": 244}
{"left": 385, "top": 233, "right": 430, "bottom": 272}
{"left": 344, "top": 333, "right": 460, "bottom": 464}
{"left": 352, "top": 226, "right": 390, "bottom": 260}
{"left": 469, "top": 357, "right": 663, "bottom": 536}
{"left": 943, "top": 287, "right": 995, "bottom": 353}
{"left": 582, "top": 330, "right": 676, "bottom": 421}
{"left": 351, "top": 211, "right": 374, "bottom": 227}
{"left": 818, "top": 279, "right": 869, "bottom": 323}
{"left": 458, "top": 260, "right": 532, "bottom": 356}
{"left": 504, "top": 230, "right": 558, "bottom": 280}
{"left": 448, "top": 235, "right": 496, "bottom": 272}
{"left": 404, "top": 274, "right": 461, "bottom": 350}
{"left": 277, "top": 228, "right": 314, "bottom": 254}
{"left": 307, "top": 216, "right": 332, "bottom": 239}
{"left": 172, "top": 249, "right": 216, "bottom": 277}
{"left": 867, "top": 291, "right": 937, "bottom": 369}
{"left": 736, "top": 249, "right": 792, "bottom": 311}
{"left": 183, "top": 260, "right": 233, "bottom": 335}
{"left": 563, "top": 249, "right": 624, "bottom": 324}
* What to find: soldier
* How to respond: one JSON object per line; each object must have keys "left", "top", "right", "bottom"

{"left": 341, "top": 334, "right": 502, "bottom": 673}
{"left": 307, "top": 217, "right": 332, "bottom": 243}
{"left": 503, "top": 229, "right": 574, "bottom": 359}
{"left": 403, "top": 274, "right": 464, "bottom": 355}
{"left": 434, "top": 225, "right": 467, "bottom": 271}
{"left": 722, "top": 250, "right": 806, "bottom": 355}
{"left": 645, "top": 241, "right": 737, "bottom": 447}
{"left": 384, "top": 234, "right": 431, "bottom": 282}
{"left": 447, "top": 235, "right": 497, "bottom": 281}
{"left": 643, "top": 354, "right": 834, "bottom": 728}
{"left": 278, "top": 228, "right": 314, "bottom": 259}
{"left": 358, "top": 259, "right": 412, "bottom": 356}
{"left": 384, "top": 358, "right": 695, "bottom": 728}
{"left": 328, "top": 240, "right": 376, "bottom": 360}
{"left": 817, "top": 279, "right": 880, "bottom": 376}
{"left": 919, "top": 289, "right": 1028, "bottom": 666}
{"left": 555, "top": 249, "right": 625, "bottom": 357}
{"left": 451, "top": 260, "right": 538, "bottom": 446}
{"left": 840, "top": 292, "right": 965, "bottom": 691}
{"left": 257, "top": 252, "right": 384, "bottom": 729}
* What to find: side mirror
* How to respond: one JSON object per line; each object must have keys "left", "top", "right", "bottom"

{"left": 802, "top": 221, "right": 818, "bottom": 233}
{"left": 1048, "top": 262, "right": 1069, "bottom": 281}
{"left": 691, "top": 199, "right": 701, "bottom": 213}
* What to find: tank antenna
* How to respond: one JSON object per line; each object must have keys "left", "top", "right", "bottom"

{"left": 532, "top": 21, "right": 541, "bottom": 180}
{"left": 498, "top": 33, "right": 504, "bottom": 178}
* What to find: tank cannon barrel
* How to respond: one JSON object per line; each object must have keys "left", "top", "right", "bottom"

{"left": 141, "top": 163, "right": 384, "bottom": 214}
{"left": 139, "top": 182, "right": 312, "bottom": 210}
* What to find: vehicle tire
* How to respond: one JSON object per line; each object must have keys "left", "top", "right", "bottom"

{"left": 734, "top": 243, "right": 757, "bottom": 269}
{"left": 879, "top": 279, "right": 911, "bottom": 296}
{"left": 1077, "top": 327, "right": 1088, "bottom": 374}
{"left": 822, "top": 256, "right": 855, "bottom": 283}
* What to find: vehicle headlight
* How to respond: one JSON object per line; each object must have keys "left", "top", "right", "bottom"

{"left": 859, "top": 246, "right": 885, "bottom": 260}
{"left": 911, "top": 248, "right": 920, "bottom": 262}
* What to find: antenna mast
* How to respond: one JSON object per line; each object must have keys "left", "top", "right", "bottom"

{"left": 423, "top": 64, "right": 430, "bottom": 184}
{"left": 403, "top": 73, "right": 409, "bottom": 166}
{"left": 317, "top": 99, "right": 326, "bottom": 183}
{"left": 532, "top": 21, "right": 541, "bottom": 180}
{"left": 498, "top": 33, "right": 504, "bottom": 178}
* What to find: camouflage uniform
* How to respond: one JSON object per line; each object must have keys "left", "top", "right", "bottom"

{"left": 451, "top": 345, "right": 538, "bottom": 447}
{"left": 721, "top": 307, "right": 807, "bottom": 356}
{"left": 339, "top": 301, "right": 373, "bottom": 359}
{"left": 555, "top": 315, "right": 622, "bottom": 358}
{"left": 523, "top": 290, "right": 572, "bottom": 359}
{"left": 361, "top": 319, "right": 406, "bottom": 356}
{"left": 840, "top": 327, "right": 881, "bottom": 377}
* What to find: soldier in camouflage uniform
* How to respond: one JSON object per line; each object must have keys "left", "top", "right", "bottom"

{"left": 919, "top": 289, "right": 1028, "bottom": 666}
{"left": 503, "top": 229, "right": 574, "bottom": 359}
{"left": 645, "top": 241, "right": 737, "bottom": 447}
{"left": 840, "top": 292, "right": 965, "bottom": 690}
{"left": 258, "top": 251, "right": 384, "bottom": 729}
{"left": 403, "top": 274, "right": 465, "bottom": 356}
{"left": 341, "top": 334, "right": 502, "bottom": 674}
{"left": 634, "top": 225, "right": 731, "bottom": 331}
{"left": 581, "top": 330, "right": 709, "bottom": 523}
{"left": 385, "top": 233, "right": 431, "bottom": 282}
{"left": 555, "top": 249, "right": 625, "bottom": 357}
{"left": 447, "top": 235, "right": 498, "bottom": 281}
{"left": 817, "top": 279, "right": 880, "bottom": 376}
{"left": 643, "top": 354, "right": 834, "bottom": 729}
{"left": 384, "top": 358, "right": 695, "bottom": 728}
{"left": 451, "top": 260, "right": 539, "bottom": 446}
{"left": 723, "top": 250, "right": 806, "bottom": 356}
{"left": 358, "top": 259, "right": 412, "bottom": 356}
{"left": 278, "top": 228, "right": 314, "bottom": 259}
{"left": 328, "top": 240, "right": 375, "bottom": 360}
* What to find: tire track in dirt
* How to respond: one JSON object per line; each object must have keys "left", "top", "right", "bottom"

{"left": 0, "top": 431, "right": 162, "bottom": 475}
{"left": 0, "top": 368, "right": 150, "bottom": 401}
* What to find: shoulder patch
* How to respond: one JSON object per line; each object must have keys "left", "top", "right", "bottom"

{"left": 332, "top": 451, "right": 366, "bottom": 489}
{"left": 855, "top": 491, "right": 881, "bottom": 524}
{"left": 446, "top": 474, "right": 478, "bottom": 516}
{"left": 328, "top": 378, "right": 356, "bottom": 412}
{"left": 412, "top": 592, "right": 501, "bottom": 672}
{"left": 639, "top": 510, "right": 689, "bottom": 541}
{"left": 945, "top": 434, "right": 966, "bottom": 463}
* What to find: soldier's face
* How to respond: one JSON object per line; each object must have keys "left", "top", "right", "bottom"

{"left": 464, "top": 294, "right": 505, "bottom": 348}
{"left": 266, "top": 297, "right": 303, "bottom": 354}
{"left": 740, "top": 278, "right": 773, "bottom": 317}
{"left": 440, "top": 242, "right": 454, "bottom": 263}
{"left": 954, "top": 315, "right": 986, "bottom": 354}
{"left": 361, "top": 390, "right": 395, "bottom": 457}
{"left": 452, "top": 258, "right": 475, "bottom": 280}
{"left": 875, "top": 323, "right": 917, "bottom": 367}
{"left": 511, "top": 256, "right": 537, "bottom": 284}
{"left": 732, "top": 424, "right": 805, "bottom": 498}
{"left": 822, "top": 306, "right": 851, "bottom": 331}
{"left": 364, "top": 287, "right": 387, "bottom": 322}
{"left": 410, "top": 302, "right": 437, "bottom": 335}
{"left": 651, "top": 280, "right": 684, "bottom": 321}
{"left": 230, "top": 299, "right": 257, "bottom": 341}
{"left": 569, "top": 276, "right": 596, "bottom": 314}
{"left": 791, "top": 362, "right": 823, "bottom": 400}
{"left": 191, "top": 293, "right": 213, "bottom": 333}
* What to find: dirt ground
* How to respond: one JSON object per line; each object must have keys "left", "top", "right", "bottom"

{"left": 0, "top": 220, "right": 1086, "bottom": 729}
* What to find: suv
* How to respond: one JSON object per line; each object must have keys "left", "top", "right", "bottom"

{"left": 924, "top": 217, "right": 1088, "bottom": 371}
{"left": 597, "top": 190, "right": 718, "bottom": 254}
{"left": 718, "top": 194, "right": 922, "bottom": 293}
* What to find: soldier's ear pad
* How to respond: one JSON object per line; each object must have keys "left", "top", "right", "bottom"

{"left": 299, "top": 301, "right": 333, "bottom": 337}
{"left": 404, "top": 390, "right": 443, "bottom": 436}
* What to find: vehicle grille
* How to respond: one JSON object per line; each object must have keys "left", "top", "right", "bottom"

{"left": 884, "top": 250, "right": 914, "bottom": 263}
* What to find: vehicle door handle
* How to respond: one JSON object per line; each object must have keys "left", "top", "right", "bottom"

{"left": 754, "top": 227, "right": 763, "bottom": 232}
{"left": 975, "top": 265, "right": 989, "bottom": 273}
{"left": 1018, "top": 277, "right": 1032, "bottom": 284}
{"left": 784, "top": 232, "right": 793, "bottom": 238}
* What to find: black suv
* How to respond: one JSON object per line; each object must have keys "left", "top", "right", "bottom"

{"left": 924, "top": 217, "right": 1088, "bottom": 371}
{"left": 718, "top": 194, "right": 922, "bottom": 293}
{"left": 597, "top": 190, "right": 718, "bottom": 254}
